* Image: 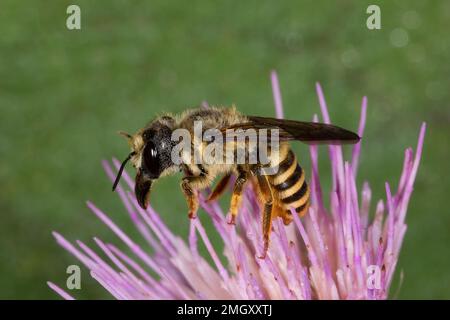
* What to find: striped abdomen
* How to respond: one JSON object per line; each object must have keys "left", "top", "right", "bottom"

{"left": 270, "top": 149, "right": 309, "bottom": 217}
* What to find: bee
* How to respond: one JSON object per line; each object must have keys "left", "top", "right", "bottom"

{"left": 112, "top": 106, "right": 359, "bottom": 258}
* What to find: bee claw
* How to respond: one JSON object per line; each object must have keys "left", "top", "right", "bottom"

{"left": 188, "top": 211, "right": 197, "bottom": 219}
{"left": 227, "top": 215, "right": 236, "bottom": 225}
{"left": 257, "top": 253, "right": 267, "bottom": 259}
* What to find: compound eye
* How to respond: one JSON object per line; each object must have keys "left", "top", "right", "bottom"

{"left": 143, "top": 141, "right": 159, "bottom": 177}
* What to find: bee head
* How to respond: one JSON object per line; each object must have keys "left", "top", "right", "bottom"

{"left": 139, "top": 122, "right": 175, "bottom": 179}
{"left": 112, "top": 116, "right": 176, "bottom": 209}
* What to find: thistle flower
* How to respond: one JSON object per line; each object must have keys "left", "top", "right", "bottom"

{"left": 48, "top": 72, "right": 426, "bottom": 300}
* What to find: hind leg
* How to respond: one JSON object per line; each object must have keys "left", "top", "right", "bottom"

{"left": 255, "top": 171, "right": 274, "bottom": 259}
{"left": 280, "top": 209, "right": 294, "bottom": 225}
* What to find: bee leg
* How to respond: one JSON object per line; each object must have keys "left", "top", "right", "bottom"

{"left": 260, "top": 200, "right": 273, "bottom": 259}
{"left": 181, "top": 176, "right": 202, "bottom": 219}
{"left": 207, "top": 173, "right": 232, "bottom": 202}
{"left": 281, "top": 211, "right": 294, "bottom": 225}
{"left": 228, "top": 168, "right": 248, "bottom": 225}
{"left": 255, "top": 171, "right": 274, "bottom": 259}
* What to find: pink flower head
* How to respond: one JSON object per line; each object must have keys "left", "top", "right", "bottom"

{"left": 48, "top": 72, "right": 426, "bottom": 300}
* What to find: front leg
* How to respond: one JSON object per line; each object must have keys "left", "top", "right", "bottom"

{"left": 181, "top": 174, "right": 209, "bottom": 219}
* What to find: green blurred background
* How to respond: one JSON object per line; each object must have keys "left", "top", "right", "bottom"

{"left": 0, "top": 0, "right": 449, "bottom": 299}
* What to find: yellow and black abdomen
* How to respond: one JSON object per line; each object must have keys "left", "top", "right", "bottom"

{"left": 270, "top": 148, "right": 310, "bottom": 221}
